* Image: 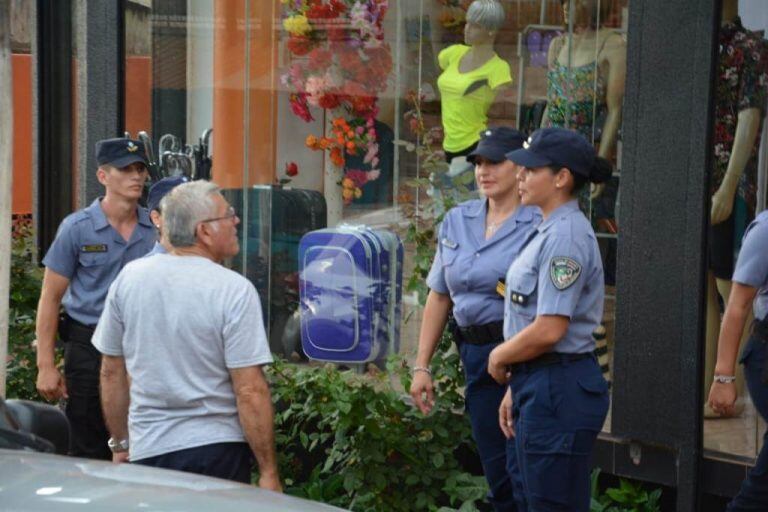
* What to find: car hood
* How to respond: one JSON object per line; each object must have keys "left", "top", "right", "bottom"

{"left": 0, "top": 449, "right": 345, "bottom": 511}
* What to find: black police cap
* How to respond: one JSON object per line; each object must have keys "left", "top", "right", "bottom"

{"left": 95, "top": 137, "right": 148, "bottom": 169}
{"left": 467, "top": 127, "right": 527, "bottom": 164}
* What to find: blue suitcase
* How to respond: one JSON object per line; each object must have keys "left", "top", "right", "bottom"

{"left": 299, "top": 225, "right": 403, "bottom": 363}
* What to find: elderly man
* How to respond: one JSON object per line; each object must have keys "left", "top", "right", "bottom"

{"left": 92, "top": 181, "right": 281, "bottom": 490}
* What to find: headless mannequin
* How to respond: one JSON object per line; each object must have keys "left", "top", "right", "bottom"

{"left": 704, "top": 0, "right": 761, "bottom": 418}
{"left": 541, "top": 0, "right": 627, "bottom": 199}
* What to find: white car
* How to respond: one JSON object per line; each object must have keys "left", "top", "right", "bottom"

{"left": 0, "top": 399, "right": 346, "bottom": 511}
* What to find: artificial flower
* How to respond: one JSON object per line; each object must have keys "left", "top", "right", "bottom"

{"left": 285, "top": 161, "right": 299, "bottom": 177}
{"left": 283, "top": 14, "right": 312, "bottom": 37}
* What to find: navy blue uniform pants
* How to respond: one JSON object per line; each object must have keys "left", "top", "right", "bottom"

{"left": 728, "top": 335, "right": 768, "bottom": 511}
{"left": 133, "top": 442, "right": 254, "bottom": 484}
{"left": 460, "top": 342, "right": 524, "bottom": 511}
{"left": 508, "top": 356, "right": 609, "bottom": 511}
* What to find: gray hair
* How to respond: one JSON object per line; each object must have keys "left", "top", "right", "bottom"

{"left": 160, "top": 180, "right": 221, "bottom": 247}
{"left": 467, "top": 0, "right": 506, "bottom": 32}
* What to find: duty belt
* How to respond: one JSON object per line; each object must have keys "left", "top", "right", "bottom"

{"left": 450, "top": 318, "right": 504, "bottom": 346}
{"left": 509, "top": 351, "right": 594, "bottom": 374}
{"left": 59, "top": 314, "right": 96, "bottom": 345}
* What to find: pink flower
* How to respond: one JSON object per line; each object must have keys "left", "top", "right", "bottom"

{"left": 363, "top": 142, "right": 379, "bottom": 164}
{"left": 367, "top": 169, "right": 381, "bottom": 181}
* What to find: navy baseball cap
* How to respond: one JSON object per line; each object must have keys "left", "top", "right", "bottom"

{"left": 467, "top": 127, "right": 527, "bottom": 164}
{"left": 95, "top": 137, "right": 148, "bottom": 169}
{"left": 505, "top": 128, "right": 595, "bottom": 177}
{"left": 147, "top": 176, "right": 188, "bottom": 212}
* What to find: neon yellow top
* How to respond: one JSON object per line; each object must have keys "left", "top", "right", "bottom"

{"left": 437, "top": 45, "right": 512, "bottom": 153}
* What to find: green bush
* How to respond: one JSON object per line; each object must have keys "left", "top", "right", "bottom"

{"left": 267, "top": 331, "right": 487, "bottom": 512}
{"left": 6, "top": 230, "right": 44, "bottom": 400}
{"left": 591, "top": 469, "right": 663, "bottom": 512}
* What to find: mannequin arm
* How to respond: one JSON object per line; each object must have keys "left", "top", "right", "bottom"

{"left": 711, "top": 108, "right": 761, "bottom": 224}
{"left": 591, "top": 34, "right": 627, "bottom": 199}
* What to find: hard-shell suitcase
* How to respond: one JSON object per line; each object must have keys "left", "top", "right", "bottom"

{"left": 299, "top": 225, "right": 403, "bottom": 363}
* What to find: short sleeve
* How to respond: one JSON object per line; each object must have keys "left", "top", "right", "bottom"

{"left": 426, "top": 219, "right": 450, "bottom": 294}
{"left": 488, "top": 59, "right": 512, "bottom": 90}
{"left": 222, "top": 282, "right": 274, "bottom": 368}
{"left": 733, "top": 221, "right": 768, "bottom": 289}
{"left": 92, "top": 278, "right": 125, "bottom": 356}
{"left": 535, "top": 234, "right": 590, "bottom": 318}
{"left": 42, "top": 218, "right": 79, "bottom": 279}
{"left": 738, "top": 38, "right": 768, "bottom": 113}
{"left": 438, "top": 44, "right": 462, "bottom": 71}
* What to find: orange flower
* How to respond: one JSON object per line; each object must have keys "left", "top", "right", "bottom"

{"left": 305, "top": 134, "right": 318, "bottom": 148}
{"left": 346, "top": 141, "right": 356, "bottom": 151}
{"left": 330, "top": 147, "right": 345, "bottom": 166}
{"left": 342, "top": 177, "right": 354, "bottom": 188}
{"left": 342, "top": 188, "right": 354, "bottom": 202}
{"left": 354, "top": 187, "right": 363, "bottom": 199}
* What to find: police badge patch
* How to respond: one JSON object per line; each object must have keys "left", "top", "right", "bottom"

{"left": 550, "top": 256, "right": 582, "bottom": 290}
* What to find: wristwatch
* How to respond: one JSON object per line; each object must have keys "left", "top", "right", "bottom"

{"left": 713, "top": 375, "right": 737, "bottom": 384}
{"left": 107, "top": 437, "right": 129, "bottom": 453}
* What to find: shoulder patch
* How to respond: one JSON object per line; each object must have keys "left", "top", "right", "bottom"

{"left": 550, "top": 256, "right": 582, "bottom": 290}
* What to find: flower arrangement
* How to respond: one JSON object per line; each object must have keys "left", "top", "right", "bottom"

{"left": 282, "top": 0, "right": 392, "bottom": 202}
{"left": 435, "top": 0, "right": 471, "bottom": 34}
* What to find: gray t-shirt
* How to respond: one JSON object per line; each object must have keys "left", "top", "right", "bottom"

{"left": 92, "top": 254, "right": 273, "bottom": 461}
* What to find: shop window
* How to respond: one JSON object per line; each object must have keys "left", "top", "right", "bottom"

{"left": 702, "top": 0, "right": 768, "bottom": 464}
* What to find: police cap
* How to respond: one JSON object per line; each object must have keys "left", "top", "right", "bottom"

{"left": 147, "top": 176, "right": 188, "bottom": 212}
{"left": 505, "top": 128, "right": 595, "bottom": 177}
{"left": 467, "top": 127, "right": 527, "bottom": 164}
{"left": 95, "top": 137, "right": 149, "bottom": 169}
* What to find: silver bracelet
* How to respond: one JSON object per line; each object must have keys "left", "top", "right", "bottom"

{"left": 412, "top": 366, "right": 432, "bottom": 376}
{"left": 714, "top": 374, "right": 737, "bottom": 384}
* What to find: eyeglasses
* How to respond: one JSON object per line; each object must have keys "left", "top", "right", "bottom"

{"left": 199, "top": 206, "right": 238, "bottom": 224}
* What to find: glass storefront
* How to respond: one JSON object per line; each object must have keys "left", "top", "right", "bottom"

{"left": 124, "top": 0, "right": 628, "bottom": 429}
{"left": 122, "top": 0, "right": 768, "bottom": 464}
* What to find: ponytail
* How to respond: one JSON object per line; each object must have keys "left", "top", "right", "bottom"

{"left": 588, "top": 156, "right": 613, "bottom": 184}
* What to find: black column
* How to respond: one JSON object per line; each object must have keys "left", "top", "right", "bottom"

{"left": 612, "top": 1, "right": 719, "bottom": 510}
{"left": 36, "top": 0, "right": 73, "bottom": 257}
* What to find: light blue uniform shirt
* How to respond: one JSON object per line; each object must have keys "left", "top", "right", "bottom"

{"left": 732, "top": 210, "right": 768, "bottom": 321}
{"left": 146, "top": 241, "right": 167, "bottom": 256}
{"left": 504, "top": 199, "right": 604, "bottom": 353}
{"left": 42, "top": 198, "right": 156, "bottom": 326}
{"left": 427, "top": 199, "right": 541, "bottom": 327}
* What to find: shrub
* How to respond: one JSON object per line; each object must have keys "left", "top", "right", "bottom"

{"left": 6, "top": 229, "right": 44, "bottom": 400}
{"left": 267, "top": 331, "right": 488, "bottom": 512}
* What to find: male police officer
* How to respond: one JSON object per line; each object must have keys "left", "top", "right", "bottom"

{"left": 35, "top": 138, "right": 156, "bottom": 459}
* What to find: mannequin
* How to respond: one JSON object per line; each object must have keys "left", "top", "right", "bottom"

{"left": 541, "top": 0, "right": 626, "bottom": 200}
{"left": 704, "top": 0, "right": 768, "bottom": 418}
{"left": 436, "top": 0, "right": 511, "bottom": 171}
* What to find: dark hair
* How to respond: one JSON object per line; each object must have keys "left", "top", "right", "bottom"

{"left": 556, "top": 156, "right": 612, "bottom": 193}
{"left": 560, "top": 0, "right": 613, "bottom": 29}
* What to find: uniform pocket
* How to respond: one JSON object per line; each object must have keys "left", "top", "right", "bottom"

{"left": 521, "top": 429, "right": 596, "bottom": 507}
{"left": 440, "top": 245, "right": 459, "bottom": 267}
{"left": 78, "top": 251, "right": 109, "bottom": 268}
{"left": 508, "top": 269, "right": 537, "bottom": 319}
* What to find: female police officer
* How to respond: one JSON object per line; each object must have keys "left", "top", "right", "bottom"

{"left": 410, "top": 127, "right": 540, "bottom": 511}
{"left": 708, "top": 208, "right": 768, "bottom": 510}
{"left": 488, "top": 127, "right": 612, "bottom": 511}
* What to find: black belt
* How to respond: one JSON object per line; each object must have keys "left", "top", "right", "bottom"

{"left": 59, "top": 314, "right": 96, "bottom": 345}
{"left": 510, "top": 351, "right": 594, "bottom": 374}
{"left": 450, "top": 319, "right": 504, "bottom": 346}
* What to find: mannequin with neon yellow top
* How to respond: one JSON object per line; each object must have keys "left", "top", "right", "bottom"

{"left": 437, "top": 0, "right": 512, "bottom": 167}
{"left": 541, "top": 0, "right": 626, "bottom": 200}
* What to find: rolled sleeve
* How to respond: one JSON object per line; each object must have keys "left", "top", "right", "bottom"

{"left": 733, "top": 222, "right": 768, "bottom": 289}
{"left": 535, "top": 235, "right": 589, "bottom": 318}
{"left": 92, "top": 279, "right": 125, "bottom": 356}
{"left": 42, "top": 218, "right": 79, "bottom": 279}
{"left": 223, "top": 284, "right": 274, "bottom": 368}
{"left": 426, "top": 220, "right": 450, "bottom": 294}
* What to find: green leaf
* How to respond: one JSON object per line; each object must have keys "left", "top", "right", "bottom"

{"left": 432, "top": 452, "right": 445, "bottom": 468}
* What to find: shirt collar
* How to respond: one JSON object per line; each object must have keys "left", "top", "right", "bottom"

{"left": 537, "top": 199, "right": 580, "bottom": 233}
{"left": 85, "top": 197, "right": 153, "bottom": 230}
{"left": 85, "top": 198, "right": 110, "bottom": 231}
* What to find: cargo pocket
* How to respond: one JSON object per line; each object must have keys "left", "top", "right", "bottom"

{"left": 522, "top": 429, "right": 594, "bottom": 508}
{"left": 574, "top": 373, "right": 610, "bottom": 426}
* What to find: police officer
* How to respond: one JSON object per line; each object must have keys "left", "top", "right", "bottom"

{"left": 708, "top": 208, "right": 768, "bottom": 510}
{"left": 146, "top": 176, "right": 188, "bottom": 256}
{"left": 35, "top": 138, "right": 156, "bottom": 459}
{"left": 410, "top": 127, "right": 541, "bottom": 511}
{"left": 488, "top": 128, "right": 612, "bottom": 511}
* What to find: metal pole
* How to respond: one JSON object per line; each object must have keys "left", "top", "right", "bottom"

{"left": 0, "top": 0, "right": 14, "bottom": 398}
